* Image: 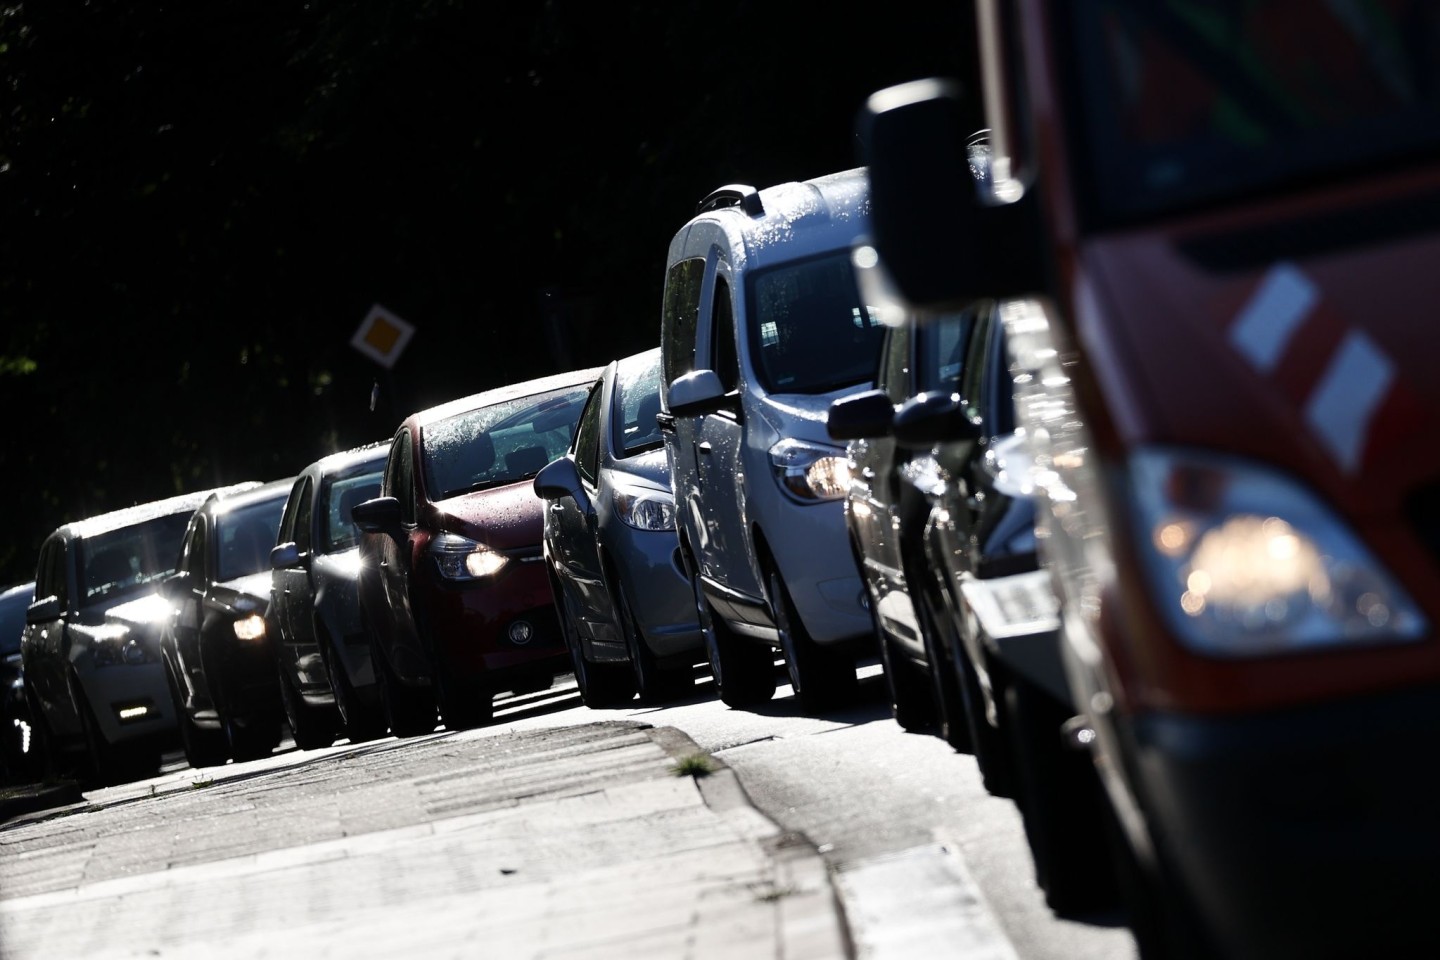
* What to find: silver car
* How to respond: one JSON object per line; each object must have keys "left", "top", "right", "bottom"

{"left": 657, "top": 167, "right": 885, "bottom": 713}
{"left": 535, "top": 348, "right": 704, "bottom": 706}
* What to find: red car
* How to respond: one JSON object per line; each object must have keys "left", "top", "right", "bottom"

{"left": 354, "top": 367, "right": 602, "bottom": 735}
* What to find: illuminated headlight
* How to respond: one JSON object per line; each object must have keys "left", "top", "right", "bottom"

{"left": 1130, "top": 448, "right": 1425, "bottom": 657}
{"left": 431, "top": 533, "right": 509, "bottom": 580}
{"left": 233, "top": 614, "right": 267, "bottom": 642}
{"left": 614, "top": 486, "right": 676, "bottom": 531}
{"left": 769, "top": 438, "right": 851, "bottom": 502}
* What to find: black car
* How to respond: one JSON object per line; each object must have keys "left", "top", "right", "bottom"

{"left": 0, "top": 581, "right": 38, "bottom": 783}
{"left": 23, "top": 485, "right": 257, "bottom": 786}
{"left": 828, "top": 309, "right": 976, "bottom": 742}
{"left": 269, "top": 443, "right": 389, "bottom": 748}
{"left": 160, "top": 478, "right": 295, "bottom": 767}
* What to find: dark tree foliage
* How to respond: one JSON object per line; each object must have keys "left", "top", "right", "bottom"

{"left": 0, "top": 0, "right": 977, "bottom": 585}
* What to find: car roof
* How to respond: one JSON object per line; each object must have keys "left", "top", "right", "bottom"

{"left": 410, "top": 366, "right": 604, "bottom": 430}
{"left": 57, "top": 481, "right": 264, "bottom": 541}
{"left": 309, "top": 440, "right": 390, "bottom": 477}
{"left": 201, "top": 477, "right": 297, "bottom": 514}
{"left": 0, "top": 581, "right": 34, "bottom": 605}
{"left": 686, "top": 166, "right": 869, "bottom": 271}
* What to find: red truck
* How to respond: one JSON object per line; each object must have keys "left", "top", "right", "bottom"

{"left": 858, "top": 2, "right": 1440, "bottom": 958}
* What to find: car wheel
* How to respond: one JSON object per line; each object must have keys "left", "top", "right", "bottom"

{"left": 224, "top": 713, "right": 282, "bottom": 763}
{"left": 689, "top": 558, "right": 775, "bottom": 708}
{"left": 278, "top": 661, "right": 338, "bottom": 751}
{"left": 324, "top": 631, "right": 386, "bottom": 744}
{"left": 433, "top": 664, "right": 495, "bottom": 731}
{"left": 165, "top": 660, "right": 228, "bottom": 769}
{"left": 918, "top": 573, "right": 972, "bottom": 751}
{"left": 1003, "top": 674, "right": 1120, "bottom": 915}
{"left": 615, "top": 583, "right": 692, "bottom": 704}
{"left": 555, "top": 573, "right": 634, "bottom": 708}
{"left": 765, "top": 565, "right": 858, "bottom": 714}
{"left": 371, "top": 637, "right": 436, "bottom": 738}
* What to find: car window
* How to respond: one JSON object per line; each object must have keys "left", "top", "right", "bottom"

{"left": 613, "top": 350, "right": 665, "bottom": 458}
{"left": 178, "top": 515, "right": 207, "bottom": 580}
{"left": 292, "top": 478, "right": 315, "bottom": 555}
{"left": 215, "top": 496, "right": 287, "bottom": 583}
{"left": 960, "top": 307, "right": 997, "bottom": 429}
{"left": 79, "top": 512, "right": 192, "bottom": 604}
{"left": 385, "top": 431, "right": 415, "bottom": 525}
{"left": 322, "top": 471, "right": 383, "bottom": 553}
{"left": 422, "top": 384, "right": 591, "bottom": 500}
{"left": 661, "top": 257, "right": 705, "bottom": 389}
{"left": 918, "top": 310, "right": 977, "bottom": 394}
{"left": 981, "top": 321, "right": 1018, "bottom": 437}
{"left": 711, "top": 276, "right": 739, "bottom": 392}
{"left": 35, "top": 537, "right": 64, "bottom": 608}
{"left": 573, "top": 380, "right": 605, "bottom": 485}
{"left": 746, "top": 250, "right": 886, "bottom": 394}
{"left": 0, "top": 586, "right": 33, "bottom": 656}
{"left": 278, "top": 476, "right": 305, "bottom": 546}
{"left": 877, "top": 322, "right": 911, "bottom": 405}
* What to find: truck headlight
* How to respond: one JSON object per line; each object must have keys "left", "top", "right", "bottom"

{"left": 1130, "top": 448, "right": 1425, "bottom": 657}
{"left": 431, "top": 533, "right": 508, "bottom": 580}
{"left": 769, "top": 438, "right": 851, "bottom": 502}
{"left": 614, "top": 487, "right": 676, "bottom": 531}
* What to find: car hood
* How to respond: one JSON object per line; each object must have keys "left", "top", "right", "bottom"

{"left": 606, "top": 448, "right": 672, "bottom": 493}
{"left": 1081, "top": 177, "right": 1440, "bottom": 521}
{"left": 759, "top": 382, "right": 873, "bottom": 449}
{"left": 216, "top": 571, "right": 274, "bottom": 603}
{"left": 432, "top": 480, "right": 543, "bottom": 549}
{"left": 96, "top": 590, "right": 173, "bottom": 630}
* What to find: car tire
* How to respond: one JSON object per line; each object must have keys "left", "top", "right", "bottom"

{"left": 371, "top": 638, "right": 436, "bottom": 738}
{"left": 555, "top": 573, "right": 634, "bottom": 708}
{"left": 765, "top": 566, "right": 858, "bottom": 714}
{"left": 434, "top": 665, "right": 495, "bottom": 731}
{"left": 1003, "top": 674, "right": 1120, "bottom": 916}
{"left": 917, "top": 573, "right": 972, "bottom": 751}
{"left": 224, "top": 713, "right": 282, "bottom": 763}
{"left": 278, "top": 662, "right": 338, "bottom": 751}
{"left": 615, "top": 583, "right": 692, "bottom": 704}
{"left": 689, "top": 561, "right": 775, "bottom": 708}
{"left": 878, "top": 629, "right": 937, "bottom": 732}
{"left": 324, "top": 631, "right": 386, "bottom": 744}
{"left": 165, "top": 660, "right": 229, "bottom": 769}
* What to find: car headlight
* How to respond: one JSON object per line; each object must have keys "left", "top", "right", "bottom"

{"left": 613, "top": 486, "right": 676, "bottom": 531}
{"left": 431, "top": 533, "right": 509, "bottom": 580}
{"left": 1129, "top": 448, "right": 1426, "bottom": 657}
{"left": 233, "top": 614, "right": 267, "bottom": 642}
{"left": 769, "top": 438, "right": 851, "bottom": 503}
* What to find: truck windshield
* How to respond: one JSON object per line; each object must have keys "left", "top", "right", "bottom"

{"left": 1066, "top": 0, "right": 1440, "bottom": 224}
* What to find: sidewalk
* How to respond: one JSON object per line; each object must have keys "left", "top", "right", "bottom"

{"left": 0, "top": 721, "right": 852, "bottom": 959}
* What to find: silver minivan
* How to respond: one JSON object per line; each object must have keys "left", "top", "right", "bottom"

{"left": 658, "top": 167, "right": 884, "bottom": 712}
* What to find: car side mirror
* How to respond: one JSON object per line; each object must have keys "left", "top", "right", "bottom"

{"left": 25, "top": 596, "right": 60, "bottom": 624}
{"left": 352, "top": 496, "right": 404, "bottom": 539}
{"left": 270, "top": 542, "right": 304, "bottom": 570}
{"left": 533, "top": 457, "right": 589, "bottom": 513}
{"left": 892, "top": 392, "right": 981, "bottom": 449}
{"left": 827, "top": 389, "right": 895, "bottom": 441}
{"left": 667, "top": 369, "right": 736, "bottom": 419}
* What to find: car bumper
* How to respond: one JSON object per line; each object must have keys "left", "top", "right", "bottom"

{"left": 203, "top": 636, "right": 281, "bottom": 719}
{"left": 610, "top": 530, "right": 703, "bottom": 660}
{"left": 1122, "top": 686, "right": 1440, "bottom": 960}
{"left": 77, "top": 662, "right": 174, "bottom": 744}
{"left": 425, "top": 559, "right": 568, "bottom": 683}
{"left": 765, "top": 500, "right": 871, "bottom": 647}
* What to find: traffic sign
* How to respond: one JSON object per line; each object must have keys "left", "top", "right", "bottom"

{"left": 351, "top": 303, "right": 414, "bottom": 369}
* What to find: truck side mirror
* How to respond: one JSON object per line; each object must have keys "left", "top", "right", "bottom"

{"left": 857, "top": 78, "right": 1043, "bottom": 311}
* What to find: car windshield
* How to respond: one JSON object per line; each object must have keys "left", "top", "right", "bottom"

{"left": 215, "top": 497, "right": 287, "bottom": 583}
{"left": 1065, "top": 0, "right": 1440, "bottom": 224}
{"left": 80, "top": 512, "right": 192, "bottom": 603}
{"left": 746, "top": 250, "right": 886, "bottom": 394}
{"left": 423, "top": 384, "right": 591, "bottom": 500}
{"left": 320, "top": 469, "right": 383, "bottom": 554}
{"left": 0, "top": 586, "right": 32, "bottom": 656}
{"left": 613, "top": 351, "right": 665, "bottom": 457}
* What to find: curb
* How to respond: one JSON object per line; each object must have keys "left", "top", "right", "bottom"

{"left": 645, "top": 725, "right": 857, "bottom": 960}
{"left": 0, "top": 780, "right": 85, "bottom": 825}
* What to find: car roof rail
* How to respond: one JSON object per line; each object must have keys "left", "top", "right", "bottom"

{"left": 696, "top": 184, "right": 764, "bottom": 217}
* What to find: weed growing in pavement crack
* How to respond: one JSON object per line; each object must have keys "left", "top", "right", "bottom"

{"left": 670, "top": 753, "right": 715, "bottom": 778}
{"left": 750, "top": 882, "right": 797, "bottom": 903}
{"left": 190, "top": 776, "right": 213, "bottom": 789}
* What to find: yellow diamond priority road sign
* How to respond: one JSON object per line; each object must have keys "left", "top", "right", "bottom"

{"left": 351, "top": 303, "right": 415, "bottom": 369}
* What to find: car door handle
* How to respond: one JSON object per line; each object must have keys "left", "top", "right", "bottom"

{"left": 698, "top": 442, "right": 713, "bottom": 455}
